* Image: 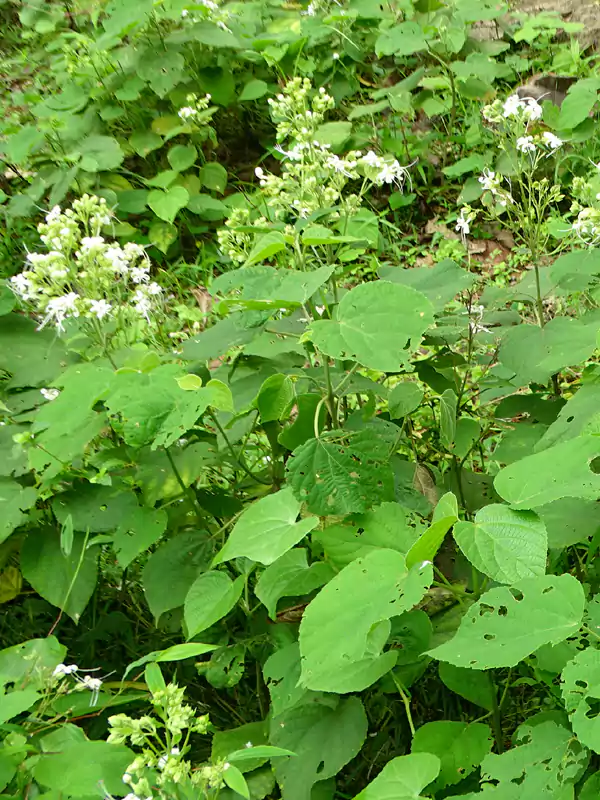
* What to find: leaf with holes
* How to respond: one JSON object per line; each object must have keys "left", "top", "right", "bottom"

{"left": 428, "top": 574, "right": 584, "bottom": 669}
{"left": 214, "top": 488, "right": 319, "bottom": 567}
{"left": 495, "top": 435, "right": 600, "bottom": 509}
{"left": 561, "top": 647, "right": 600, "bottom": 753}
{"left": 453, "top": 505, "right": 548, "bottom": 584}
{"left": 411, "top": 722, "right": 493, "bottom": 790}
{"left": 286, "top": 433, "right": 395, "bottom": 516}
{"left": 353, "top": 753, "right": 440, "bottom": 800}
{"left": 270, "top": 697, "right": 367, "bottom": 800}
{"left": 309, "top": 281, "right": 434, "bottom": 372}
{"left": 299, "top": 549, "right": 432, "bottom": 692}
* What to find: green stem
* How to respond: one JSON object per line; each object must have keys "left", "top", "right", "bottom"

{"left": 488, "top": 672, "right": 504, "bottom": 753}
{"left": 391, "top": 673, "right": 415, "bottom": 737}
{"left": 208, "top": 411, "right": 271, "bottom": 485}
{"left": 164, "top": 447, "right": 206, "bottom": 521}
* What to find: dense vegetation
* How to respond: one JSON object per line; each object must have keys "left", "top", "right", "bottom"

{"left": 3, "top": 0, "right": 600, "bottom": 797}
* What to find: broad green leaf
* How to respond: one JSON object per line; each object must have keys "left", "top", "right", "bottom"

{"left": 212, "top": 722, "right": 270, "bottom": 774}
{"left": 149, "top": 221, "right": 177, "bottom": 254}
{"left": 412, "top": 722, "right": 492, "bottom": 790}
{"left": 286, "top": 433, "right": 395, "bottom": 516}
{"left": 438, "top": 662, "right": 494, "bottom": 711}
{"left": 0, "top": 688, "right": 40, "bottom": 723}
{"left": 375, "top": 21, "right": 428, "bottom": 57}
{"left": 536, "top": 497, "right": 600, "bottom": 549}
{"left": 137, "top": 48, "right": 184, "bottom": 97}
{"left": 184, "top": 571, "right": 244, "bottom": 637}
{"left": 213, "top": 264, "right": 335, "bottom": 306}
{"left": 142, "top": 532, "right": 212, "bottom": 621}
{"left": 440, "top": 389, "right": 458, "bottom": 451}
{"left": 428, "top": 574, "right": 584, "bottom": 669}
{"left": 181, "top": 313, "right": 261, "bottom": 363}
{"left": 558, "top": 78, "right": 600, "bottom": 129}
{"left": 0, "top": 315, "right": 75, "bottom": 389}
{"left": 200, "top": 162, "right": 228, "bottom": 194}
{"left": 279, "top": 394, "right": 326, "bottom": 451}
{"left": 187, "top": 193, "right": 228, "bottom": 219}
{"left": 314, "top": 121, "right": 353, "bottom": 148}
{"left": 244, "top": 232, "right": 287, "bottom": 267}
{"left": 189, "top": 21, "right": 241, "bottom": 48}
{"left": 263, "top": 643, "right": 313, "bottom": 717}
{"left": 147, "top": 186, "right": 189, "bottom": 223}
{"left": 0, "top": 478, "right": 37, "bottom": 544}
{"left": 315, "top": 502, "right": 423, "bottom": 569}
{"left": 580, "top": 772, "right": 600, "bottom": 800}
{"left": 256, "top": 374, "right": 295, "bottom": 422}
{"left": 388, "top": 382, "right": 424, "bottom": 418}
{"left": 0, "top": 637, "right": 65, "bottom": 690}
{"left": 561, "top": 648, "right": 600, "bottom": 752}
{"left": 499, "top": 317, "right": 599, "bottom": 386}
{"left": 124, "top": 642, "right": 217, "bottom": 679}
{"left": 356, "top": 754, "right": 441, "bottom": 800}
{"left": 223, "top": 763, "right": 250, "bottom": 798}
{"left": 270, "top": 697, "right": 367, "bottom": 800}
{"left": 0, "top": 284, "right": 15, "bottom": 316}
{"left": 4, "top": 125, "right": 44, "bottom": 164}
{"left": 453, "top": 505, "right": 548, "bottom": 584}
{"left": 452, "top": 417, "right": 481, "bottom": 460}
{"left": 379, "top": 259, "right": 474, "bottom": 312}
{"left": 299, "top": 550, "right": 432, "bottom": 692}
{"left": 535, "top": 382, "right": 600, "bottom": 451}
{"left": 135, "top": 442, "right": 217, "bottom": 506}
{"left": 168, "top": 143, "right": 197, "bottom": 172}
{"left": 129, "top": 131, "right": 163, "bottom": 157}
{"left": 550, "top": 248, "right": 600, "bottom": 292}
{"left": 495, "top": 435, "right": 600, "bottom": 509}
{"left": 21, "top": 530, "right": 98, "bottom": 623}
{"left": 239, "top": 79, "right": 269, "bottom": 101}
{"left": 255, "top": 548, "right": 334, "bottom": 619}
{"left": 0, "top": 567, "right": 22, "bottom": 604}
{"left": 309, "top": 281, "right": 434, "bottom": 372}
{"left": 406, "top": 518, "right": 457, "bottom": 570}
{"left": 214, "top": 488, "right": 318, "bottom": 566}
{"left": 78, "top": 135, "right": 124, "bottom": 172}
{"left": 33, "top": 741, "right": 134, "bottom": 796}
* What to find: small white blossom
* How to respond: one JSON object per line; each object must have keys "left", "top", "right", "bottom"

{"left": 146, "top": 282, "right": 162, "bottom": 296}
{"left": 516, "top": 135, "right": 536, "bottom": 154}
{"left": 245, "top": 741, "right": 253, "bottom": 748}
{"left": 130, "top": 266, "right": 150, "bottom": 284}
{"left": 178, "top": 106, "right": 197, "bottom": 120}
{"left": 522, "top": 97, "right": 543, "bottom": 121}
{"left": 80, "top": 236, "right": 105, "bottom": 251}
{"left": 122, "top": 773, "right": 132, "bottom": 784}
{"left": 542, "top": 131, "right": 563, "bottom": 150}
{"left": 502, "top": 94, "right": 523, "bottom": 118}
{"left": 10, "top": 273, "right": 35, "bottom": 300}
{"left": 362, "top": 150, "right": 383, "bottom": 168}
{"left": 478, "top": 168, "right": 498, "bottom": 194}
{"left": 89, "top": 299, "right": 112, "bottom": 320}
{"left": 333, "top": 52, "right": 339, "bottom": 60}
{"left": 41, "top": 292, "right": 80, "bottom": 331}
{"left": 53, "top": 663, "right": 77, "bottom": 676}
{"left": 45, "top": 205, "right": 62, "bottom": 223}
{"left": 41, "top": 388, "right": 60, "bottom": 402}
{"left": 455, "top": 209, "right": 471, "bottom": 238}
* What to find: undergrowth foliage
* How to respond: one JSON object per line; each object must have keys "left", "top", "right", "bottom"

{"left": 4, "top": 1, "right": 600, "bottom": 799}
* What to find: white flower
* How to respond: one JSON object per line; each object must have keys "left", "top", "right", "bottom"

{"left": 333, "top": 52, "right": 339, "bottom": 60}
{"left": 542, "top": 131, "right": 563, "bottom": 150}
{"left": 502, "top": 94, "right": 523, "bottom": 118}
{"left": 130, "top": 266, "right": 150, "bottom": 284}
{"left": 522, "top": 97, "right": 543, "bottom": 121}
{"left": 122, "top": 773, "right": 132, "bottom": 784}
{"left": 146, "top": 282, "right": 162, "bottom": 296}
{"left": 255, "top": 166, "right": 265, "bottom": 180}
{"left": 45, "top": 205, "right": 62, "bottom": 223}
{"left": 455, "top": 210, "right": 470, "bottom": 238}
{"left": 105, "top": 246, "right": 128, "bottom": 273}
{"left": 178, "top": 106, "right": 197, "bottom": 120}
{"left": 80, "top": 675, "right": 102, "bottom": 691}
{"left": 41, "top": 292, "right": 80, "bottom": 331}
{"left": 80, "top": 236, "right": 105, "bottom": 251}
{"left": 305, "top": 1, "right": 317, "bottom": 14}
{"left": 244, "top": 741, "right": 253, "bottom": 748}
{"left": 10, "top": 273, "right": 35, "bottom": 300}
{"left": 478, "top": 168, "right": 498, "bottom": 193}
{"left": 158, "top": 754, "right": 168, "bottom": 769}
{"left": 377, "top": 160, "right": 407, "bottom": 186}
{"left": 123, "top": 242, "right": 146, "bottom": 259}
{"left": 53, "top": 663, "right": 77, "bottom": 676}
{"left": 362, "top": 150, "right": 383, "bottom": 168}
{"left": 181, "top": 8, "right": 189, "bottom": 15}
{"left": 133, "top": 290, "right": 152, "bottom": 319}
{"left": 89, "top": 299, "right": 112, "bottom": 320}
{"left": 41, "top": 388, "right": 60, "bottom": 401}
{"left": 516, "top": 135, "right": 536, "bottom": 154}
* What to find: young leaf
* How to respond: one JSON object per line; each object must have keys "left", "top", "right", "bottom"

{"left": 238, "top": 79, "right": 269, "bottom": 101}
{"left": 144, "top": 662, "right": 165, "bottom": 694}
{"left": 411, "top": 722, "right": 493, "bottom": 790}
{"left": 405, "top": 493, "right": 458, "bottom": 569}
{"left": 167, "top": 144, "right": 197, "bottom": 172}
{"left": 495, "top": 435, "right": 600, "bottom": 509}
{"left": 244, "top": 232, "right": 287, "bottom": 267}
{"left": 428, "top": 574, "right": 584, "bottom": 669}
{"left": 199, "top": 162, "right": 227, "bottom": 194}
{"left": 308, "top": 281, "right": 434, "bottom": 372}
{"left": 375, "top": 21, "right": 428, "bottom": 57}
{"left": 255, "top": 548, "right": 334, "bottom": 619}
{"left": 256, "top": 374, "right": 295, "bottom": 422}
{"left": 561, "top": 647, "right": 600, "bottom": 752}
{"left": 147, "top": 186, "right": 189, "bottom": 224}
{"left": 299, "top": 550, "right": 432, "bottom": 692}
{"left": 388, "top": 382, "right": 424, "bottom": 418}
{"left": 184, "top": 571, "right": 244, "bottom": 638}
{"left": 453, "top": 505, "right": 548, "bottom": 584}
{"left": 214, "top": 488, "right": 319, "bottom": 567}
{"left": 438, "top": 662, "right": 494, "bottom": 711}
{"left": 352, "top": 753, "right": 440, "bottom": 800}
{"left": 440, "top": 390, "right": 458, "bottom": 451}
{"left": 124, "top": 643, "right": 217, "bottom": 679}
{"left": 270, "top": 697, "right": 367, "bottom": 800}
{"left": 223, "top": 764, "right": 250, "bottom": 799}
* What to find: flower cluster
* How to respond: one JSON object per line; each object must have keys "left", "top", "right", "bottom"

{"left": 52, "top": 663, "right": 104, "bottom": 706}
{"left": 478, "top": 168, "right": 513, "bottom": 208}
{"left": 177, "top": 92, "right": 212, "bottom": 122}
{"left": 455, "top": 206, "right": 476, "bottom": 242}
{"left": 181, "top": 0, "right": 232, "bottom": 31}
{"left": 9, "top": 195, "right": 166, "bottom": 343}
{"left": 108, "top": 681, "right": 212, "bottom": 798}
{"left": 482, "top": 94, "right": 543, "bottom": 125}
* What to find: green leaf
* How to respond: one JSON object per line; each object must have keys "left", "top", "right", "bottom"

{"left": 181, "top": 313, "right": 261, "bottom": 362}
{"left": 188, "top": 21, "right": 241, "bottom": 48}
{"left": 438, "top": 662, "right": 494, "bottom": 711}
{"left": 149, "top": 220, "right": 177, "bottom": 254}
{"left": 0, "top": 284, "right": 15, "bottom": 316}
{"left": 129, "top": 131, "right": 163, "bottom": 157}
{"left": 270, "top": 697, "right": 367, "bottom": 800}
{"left": 314, "top": 121, "right": 353, "bottom": 149}
{"left": 537, "top": 496, "right": 600, "bottom": 549}
{"left": 299, "top": 550, "right": 432, "bottom": 692}
{"left": 315, "top": 502, "right": 423, "bottom": 569}
{"left": 224, "top": 763, "right": 250, "bottom": 798}
{"left": 263, "top": 643, "right": 312, "bottom": 717}
{"left": 144, "top": 662, "right": 165, "bottom": 694}
{"left": 309, "top": 281, "right": 434, "bottom": 372}
{"left": 286, "top": 433, "right": 395, "bottom": 516}
{"left": 4, "top": 125, "right": 44, "bottom": 164}
{"left": 561, "top": 647, "right": 600, "bottom": 752}
{"left": 142, "top": 532, "right": 212, "bottom": 621}
{"left": 550, "top": 248, "right": 600, "bottom": 292}
{"left": 428, "top": 574, "right": 585, "bottom": 669}
{"left": 147, "top": 186, "right": 189, "bottom": 223}
{"left": 21, "top": 530, "right": 98, "bottom": 623}
{"left": 0, "top": 478, "right": 37, "bottom": 544}
{"left": 184, "top": 571, "right": 244, "bottom": 638}
{"left": 499, "top": 317, "right": 599, "bottom": 386}
{"left": 535, "top": 381, "right": 600, "bottom": 451}
{"left": 406, "top": 500, "right": 458, "bottom": 570}
{"left": 78, "top": 135, "right": 124, "bottom": 172}
{"left": 212, "top": 721, "right": 268, "bottom": 774}
{"left": 0, "top": 637, "right": 65, "bottom": 690}
{"left": 453, "top": 505, "right": 548, "bottom": 584}
{"left": 255, "top": 548, "right": 334, "bottom": 619}
{"left": 137, "top": 48, "right": 185, "bottom": 97}
{"left": 375, "top": 21, "right": 428, "bottom": 57}
{"left": 388, "top": 382, "right": 424, "bottom": 418}
{"left": 412, "top": 722, "right": 492, "bottom": 790}
{"left": 168, "top": 144, "right": 198, "bottom": 172}
{"left": 124, "top": 642, "right": 217, "bottom": 679}
{"left": 279, "top": 394, "right": 326, "bottom": 451}
{"left": 214, "top": 488, "right": 318, "bottom": 566}
{"left": 200, "top": 162, "right": 228, "bottom": 194}
{"left": 256, "top": 374, "right": 295, "bottom": 422}
{"left": 0, "top": 315, "right": 75, "bottom": 390}
{"left": 352, "top": 753, "right": 441, "bottom": 800}
{"left": 244, "top": 232, "right": 287, "bottom": 267}
{"left": 33, "top": 741, "right": 134, "bottom": 796}
{"left": 495, "top": 435, "right": 600, "bottom": 509}
{"left": 187, "top": 193, "right": 228, "bottom": 220}
{"left": 0, "top": 688, "right": 40, "bottom": 723}
{"left": 379, "top": 259, "right": 474, "bottom": 312}
{"left": 239, "top": 79, "right": 269, "bottom": 101}
{"left": 229, "top": 746, "right": 296, "bottom": 762}
{"left": 558, "top": 78, "right": 600, "bottom": 129}
{"left": 440, "top": 389, "right": 457, "bottom": 451}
